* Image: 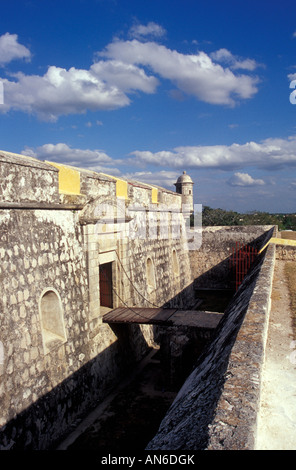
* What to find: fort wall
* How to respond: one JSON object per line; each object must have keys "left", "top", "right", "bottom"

{"left": 0, "top": 150, "right": 281, "bottom": 450}
{"left": 0, "top": 151, "right": 59, "bottom": 204}
{"left": 147, "top": 229, "right": 276, "bottom": 450}
{"left": 189, "top": 225, "right": 276, "bottom": 289}
{"left": 0, "top": 151, "right": 195, "bottom": 449}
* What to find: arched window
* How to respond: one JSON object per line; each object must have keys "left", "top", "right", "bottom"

{"left": 39, "top": 289, "right": 67, "bottom": 354}
{"left": 146, "top": 257, "right": 156, "bottom": 293}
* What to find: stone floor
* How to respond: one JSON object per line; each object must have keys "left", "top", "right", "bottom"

{"left": 57, "top": 291, "right": 232, "bottom": 452}
{"left": 256, "top": 260, "right": 296, "bottom": 450}
{"left": 56, "top": 348, "right": 178, "bottom": 451}
{"left": 57, "top": 269, "right": 296, "bottom": 451}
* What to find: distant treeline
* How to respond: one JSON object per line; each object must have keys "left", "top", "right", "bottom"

{"left": 195, "top": 206, "right": 296, "bottom": 231}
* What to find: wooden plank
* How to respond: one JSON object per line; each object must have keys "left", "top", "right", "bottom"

{"left": 111, "top": 309, "right": 136, "bottom": 323}
{"left": 103, "top": 307, "right": 223, "bottom": 329}
{"left": 131, "top": 308, "right": 172, "bottom": 320}
{"left": 121, "top": 308, "right": 148, "bottom": 323}
{"left": 148, "top": 308, "right": 177, "bottom": 323}
{"left": 102, "top": 307, "right": 123, "bottom": 320}
{"left": 124, "top": 308, "right": 176, "bottom": 323}
{"left": 125, "top": 309, "right": 154, "bottom": 324}
{"left": 103, "top": 307, "right": 149, "bottom": 324}
{"left": 102, "top": 307, "right": 127, "bottom": 322}
{"left": 102, "top": 307, "right": 177, "bottom": 324}
{"left": 135, "top": 308, "right": 162, "bottom": 318}
{"left": 136, "top": 308, "right": 177, "bottom": 324}
{"left": 170, "top": 310, "right": 223, "bottom": 329}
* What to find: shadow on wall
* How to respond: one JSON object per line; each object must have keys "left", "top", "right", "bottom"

{"left": 0, "top": 322, "right": 152, "bottom": 450}
{"left": 194, "top": 228, "right": 275, "bottom": 290}
{"left": 0, "top": 228, "right": 275, "bottom": 450}
{"left": 147, "top": 228, "right": 275, "bottom": 450}
{"left": 0, "top": 283, "right": 196, "bottom": 450}
{"left": 147, "top": 248, "right": 270, "bottom": 450}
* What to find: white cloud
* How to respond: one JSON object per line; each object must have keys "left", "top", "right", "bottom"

{"left": 21, "top": 142, "right": 121, "bottom": 173}
{"left": 0, "top": 33, "right": 31, "bottom": 66}
{"left": 122, "top": 170, "right": 179, "bottom": 188}
{"left": 288, "top": 72, "right": 296, "bottom": 81}
{"left": 90, "top": 60, "right": 158, "bottom": 94}
{"left": 0, "top": 29, "right": 260, "bottom": 120}
{"left": 100, "top": 39, "right": 259, "bottom": 105}
{"left": 21, "top": 135, "right": 296, "bottom": 187}
{"left": 0, "top": 60, "right": 158, "bottom": 121}
{"left": 129, "top": 22, "right": 166, "bottom": 39}
{"left": 21, "top": 144, "right": 181, "bottom": 185}
{"left": 227, "top": 172, "right": 265, "bottom": 187}
{"left": 129, "top": 135, "right": 296, "bottom": 171}
{"left": 210, "top": 48, "right": 261, "bottom": 71}
{"left": 1, "top": 65, "right": 131, "bottom": 121}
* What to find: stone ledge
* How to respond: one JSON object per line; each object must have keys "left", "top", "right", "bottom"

{"left": 0, "top": 151, "right": 58, "bottom": 171}
{"left": 146, "top": 238, "right": 276, "bottom": 450}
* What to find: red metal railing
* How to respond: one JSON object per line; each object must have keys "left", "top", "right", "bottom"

{"left": 230, "top": 242, "right": 258, "bottom": 291}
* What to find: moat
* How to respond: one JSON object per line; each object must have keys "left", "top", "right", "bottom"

{"left": 57, "top": 289, "right": 234, "bottom": 451}
{"left": 57, "top": 348, "right": 176, "bottom": 450}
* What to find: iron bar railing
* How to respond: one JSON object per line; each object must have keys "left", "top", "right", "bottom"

{"left": 230, "top": 242, "right": 258, "bottom": 290}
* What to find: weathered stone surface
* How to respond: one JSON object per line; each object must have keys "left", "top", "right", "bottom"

{"left": 147, "top": 236, "right": 276, "bottom": 450}
{"left": 276, "top": 244, "right": 296, "bottom": 260}
{"left": 0, "top": 151, "right": 59, "bottom": 203}
{"left": 0, "top": 152, "right": 278, "bottom": 450}
{"left": 0, "top": 154, "right": 196, "bottom": 449}
{"left": 189, "top": 225, "right": 275, "bottom": 289}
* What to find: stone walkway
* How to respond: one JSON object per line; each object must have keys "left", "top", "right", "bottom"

{"left": 256, "top": 260, "right": 296, "bottom": 450}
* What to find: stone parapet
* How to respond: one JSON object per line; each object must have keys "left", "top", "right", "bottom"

{"left": 0, "top": 151, "right": 59, "bottom": 204}
{"left": 147, "top": 235, "right": 276, "bottom": 450}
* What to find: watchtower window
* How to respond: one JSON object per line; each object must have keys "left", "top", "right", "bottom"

{"left": 40, "top": 289, "right": 67, "bottom": 354}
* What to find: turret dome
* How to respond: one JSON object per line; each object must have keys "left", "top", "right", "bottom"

{"left": 175, "top": 170, "right": 193, "bottom": 185}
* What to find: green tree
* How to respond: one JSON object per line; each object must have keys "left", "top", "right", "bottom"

{"left": 199, "top": 206, "right": 295, "bottom": 229}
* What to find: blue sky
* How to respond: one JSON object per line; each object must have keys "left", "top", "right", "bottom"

{"left": 1, "top": 0, "right": 296, "bottom": 213}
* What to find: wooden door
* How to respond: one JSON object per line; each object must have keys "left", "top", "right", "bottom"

{"left": 99, "top": 263, "right": 113, "bottom": 308}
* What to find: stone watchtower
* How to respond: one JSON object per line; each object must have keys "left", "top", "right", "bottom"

{"left": 174, "top": 171, "right": 194, "bottom": 213}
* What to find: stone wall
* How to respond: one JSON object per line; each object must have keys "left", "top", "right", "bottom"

{"left": 0, "top": 152, "right": 59, "bottom": 204}
{"left": 147, "top": 230, "right": 276, "bottom": 450}
{"left": 0, "top": 150, "right": 278, "bottom": 450}
{"left": 0, "top": 151, "right": 195, "bottom": 449}
{"left": 276, "top": 244, "right": 296, "bottom": 261}
{"left": 189, "top": 225, "right": 276, "bottom": 289}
